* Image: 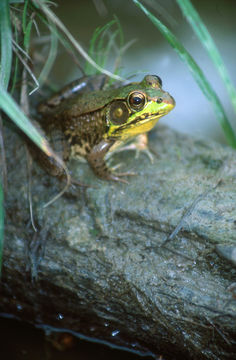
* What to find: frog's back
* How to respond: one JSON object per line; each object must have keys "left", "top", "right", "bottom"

{"left": 39, "top": 81, "right": 141, "bottom": 120}
{"left": 37, "top": 74, "right": 107, "bottom": 116}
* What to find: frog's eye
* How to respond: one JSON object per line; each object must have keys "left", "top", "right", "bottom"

{"left": 108, "top": 101, "right": 129, "bottom": 125}
{"left": 128, "top": 91, "right": 146, "bottom": 111}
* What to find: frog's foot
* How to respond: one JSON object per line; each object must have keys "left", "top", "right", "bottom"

{"left": 107, "top": 170, "right": 137, "bottom": 184}
{"left": 108, "top": 134, "right": 155, "bottom": 163}
{"left": 106, "top": 161, "right": 124, "bottom": 171}
{"left": 86, "top": 139, "right": 136, "bottom": 183}
{"left": 128, "top": 143, "right": 155, "bottom": 163}
{"left": 105, "top": 161, "right": 137, "bottom": 182}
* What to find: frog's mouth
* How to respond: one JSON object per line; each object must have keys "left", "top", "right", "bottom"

{"left": 111, "top": 112, "right": 161, "bottom": 138}
{"left": 128, "top": 112, "right": 160, "bottom": 126}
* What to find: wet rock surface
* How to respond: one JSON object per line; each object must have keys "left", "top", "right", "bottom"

{"left": 1, "top": 125, "right": 236, "bottom": 359}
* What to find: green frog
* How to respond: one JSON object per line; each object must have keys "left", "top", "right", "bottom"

{"left": 37, "top": 74, "right": 175, "bottom": 182}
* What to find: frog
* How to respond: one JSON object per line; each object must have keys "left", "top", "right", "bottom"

{"left": 36, "top": 74, "right": 175, "bottom": 182}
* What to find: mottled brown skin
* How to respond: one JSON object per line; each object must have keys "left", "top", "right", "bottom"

{"left": 62, "top": 108, "right": 116, "bottom": 180}
{"left": 37, "top": 75, "right": 117, "bottom": 181}
{"left": 36, "top": 74, "right": 175, "bottom": 182}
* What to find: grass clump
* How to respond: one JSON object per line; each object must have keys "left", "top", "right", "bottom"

{"left": 134, "top": 0, "right": 236, "bottom": 148}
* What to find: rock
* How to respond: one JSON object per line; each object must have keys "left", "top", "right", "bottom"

{"left": 1, "top": 125, "right": 236, "bottom": 359}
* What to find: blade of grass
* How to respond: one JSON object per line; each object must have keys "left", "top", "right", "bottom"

{"left": 96, "top": 22, "right": 118, "bottom": 71}
{"left": 22, "top": 2, "right": 59, "bottom": 87}
{"left": 99, "top": 16, "right": 125, "bottom": 79}
{"left": 0, "top": 0, "right": 12, "bottom": 274}
{"left": 85, "top": 17, "right": 127, "bottom": 81}
{"left": 0, "top": 91, "right": 72, "bottom": 210}
{"left": 0, "top": 115, "right": 5, "bottom": 276}
{"left": 0, "top": 118, "right": 7, "bottom": 190}
{"left": 96, "top": 28, "right": 121, "bottom": 74}
{"left": 114, "top": 15, "right": 124, "bottom": 52}
{"left": 33, "top": 0, "right": 124, "bottom": 82}
{"left": 0, "top": 0, "right": 12, "bottom": 89}
{"left": 176, "top": 0, "right": 236, "bottom": 116}
{"left": 110, "top": 16, "right": 127, "bottom": 78}
{"left": 0, "top": 88, "right": 72, "bottom": 205}
{"left": 23, "top": 18, "right": 33, "bottom": 50}
{"left": 12, "top": 43, "right": 39, "bottom": 95}
{"left": 85, "top": 19, "right": 116, "bottom": 75}
{"left": 22, "top": 0, "right": 29, "bottom": 34}
{"left": 0, "top": 181, "right": 3, "bottom": 276}
{"left": 10, "top": 20, "right": 20, "bottom": 94}
{"left": 133, "top": 0, "right": 236, "bottom": 149}
{"left": 0, "top": 88, "right": 51, "bottom": 155}
{"left": 29, "top": 5, "right": 85, "bottom": 76}
{"left": 38, "top": 22, "right": 58, "bottom": 86}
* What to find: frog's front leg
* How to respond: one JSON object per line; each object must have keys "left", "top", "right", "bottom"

{"left": 108, "top": 133, "right": 155, "bottom": 163}
{"left": 86, "top": 139, "right": 134, "bottom": 182}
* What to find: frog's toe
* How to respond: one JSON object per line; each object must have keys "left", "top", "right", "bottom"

{"left": 106, "top": 161, "right": 124, "bottom": 171}
{"left": 134, "top": 147, "right": 155, "bottom": 163}
{"left": 109, "top": 175, "right": 129, "bottom": 184}
{"left": 115, "top": 171, "right": 136, "bottom": 177}
{"left": 108, "top": 170, "right": 137, "bottom": 183}
{"left": 109, "top": 141, "right": 156, "bottom": 164}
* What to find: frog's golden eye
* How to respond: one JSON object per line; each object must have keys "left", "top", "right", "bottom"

{"left": 128, "top": 91, "right": 146, "bottom": 111}
{"left": 109, "top": 100, "right": 129, "bottom": 125}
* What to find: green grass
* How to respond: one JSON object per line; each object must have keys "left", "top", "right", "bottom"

{"left": 0, "top": 182, "right": 3, "bottom": 276}
{"left": 134, "top": 0, "right": 236, "bottom": 149}
{"left": 37, "top": 22, "right": 58, "bottom": 87}
{"left": 176, "top": 0, "right": 236, "bottom": 116}
{"left": 85, "top": 19, "right": 119, "bottom": 76}
{"left": 0, "top": 88, "right": 52, "bottom": 154}
{"left": 85, "top": 16, "right": 126, "bottom": 82}
{"left": 0, "top": 0, "right": 12, "bottom": 88}
{"left": 0, "top": 0, "right": 12, "bottom": 275}
{"left": 31, "top": 0, "right": 124, "bottom": 82}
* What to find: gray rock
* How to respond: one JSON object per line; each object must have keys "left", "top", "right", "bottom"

{"left": 1, "top": 125, "right": 236, "bottom": 359}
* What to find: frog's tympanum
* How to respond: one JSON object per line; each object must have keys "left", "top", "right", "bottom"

{"left": 37, "top": 74, "right": 175, "bottom": 182}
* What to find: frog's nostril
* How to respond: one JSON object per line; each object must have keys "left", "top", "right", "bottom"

{"left": 156, "top": 98, "right": 163, "bottom": 104}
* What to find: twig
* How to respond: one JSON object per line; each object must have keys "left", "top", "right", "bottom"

{"left": 161, "top": 180, "right": 222, "bottom": 247}
{"left": 13, "top": 43, "right": 39, "bottom": 95}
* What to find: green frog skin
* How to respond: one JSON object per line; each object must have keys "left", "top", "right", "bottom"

{"left": 37, "top": 74, "right": 175, "bottom": 182}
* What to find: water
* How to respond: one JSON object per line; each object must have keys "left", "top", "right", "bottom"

{"left": 0, "top": 317, "right": 159, "bottom": 360}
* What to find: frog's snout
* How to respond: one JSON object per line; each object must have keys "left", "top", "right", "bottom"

{"left": 162, "top": 91, "right": 175, "bottom": 108}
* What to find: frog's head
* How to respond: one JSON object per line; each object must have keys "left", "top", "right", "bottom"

{"left": 105, "top": 75, "right": 175, "bottom": 140}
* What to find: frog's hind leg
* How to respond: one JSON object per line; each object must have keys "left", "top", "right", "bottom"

{"left": 28, "top": 124, "right": 69, "bottom": 179}
{"left": 86, "top": 139, "right": 135, "bottom": 183}
{"left": 28, "top": 138, "right": 67, "bottom": 180}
